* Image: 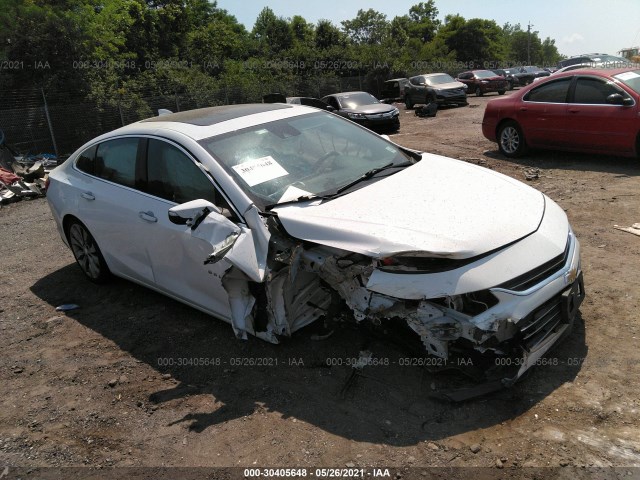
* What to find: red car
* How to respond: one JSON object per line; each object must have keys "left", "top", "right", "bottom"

{"left": 457, "top": 70, "right": 507, "bottom": 96}
{"left": 482, "top": 68, "right": 640, "bottom": 158}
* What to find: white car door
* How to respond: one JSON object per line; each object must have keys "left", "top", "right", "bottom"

{"left": 132, "top": 138, "right": 239, "bottom": 320}
{"left": 75, "top": 137, "right": 156, "bottom": 284}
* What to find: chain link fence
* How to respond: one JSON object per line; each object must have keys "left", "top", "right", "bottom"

{"left": 0, "top": 73, "right": 381, "bottom": 157}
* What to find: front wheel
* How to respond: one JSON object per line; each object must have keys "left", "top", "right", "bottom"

{"left": 498, "top": 90, "right": 506, "bottom": 95}
{"left": 497, "top": 121, "right": 527, "bottom": 158}
{"left": 475, "top": 87, "right": 483, "bottom": 97}
{"left": 67, "top": 220, "right": 111, "bottom": 283}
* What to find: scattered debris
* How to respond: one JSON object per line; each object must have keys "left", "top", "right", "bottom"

{"left": 107, "top": 379, "right": 118, "bottom": 388}
{"left": 339, "top": 351, "right": 372, "bottom": 398}
{"left": 0, "top": 133, "right": 63, "bottom": 205}
{"left": 55, "top": 304, "right": 80, "bottom": 312}
{"left": 414, "top": 103, "right": 438, "bottom": 118}
{"left": 310, "top": 330, "right": 334, "bottom": 341}
{"left": 470, "top": 443, "right": 481, "bottom": 454}
{"left": 524, "top": 168, "right": 540, "bottom": 181}
{"left": 614, "top": 223, "right": 640, "bottom": 238}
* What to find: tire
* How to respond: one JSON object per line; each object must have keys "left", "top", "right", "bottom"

{"left": 497, "top": 121, "right": 527, "bottom": 158}
{"left": 404, "top": 96, "right": 413, "bottom": 110}
{"left": 475, "top": 87, "right": 483, "bottom": 97}
{"left": 66, "top": 219, "right": 111, "bottom": 283}
{"left": 498, "top": 90, "right": 506, "bottom": 95}
{"left": 507, "top": 81, "right": 514, "bottom": 91}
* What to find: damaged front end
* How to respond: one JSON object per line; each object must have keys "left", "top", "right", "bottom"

{"left": 169, "top": 198, "right": 584, "bottom": 391}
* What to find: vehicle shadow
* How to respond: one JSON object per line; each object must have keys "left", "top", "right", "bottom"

{"left": 484, "top": 149, "right": 640, "bottom": 176}
{"left": 31, "top": 264, "right": 587, "bottom": 446}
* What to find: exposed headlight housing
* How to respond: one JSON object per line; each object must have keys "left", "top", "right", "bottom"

{"left": 347, "top": 112, "right": 366, "bottom": 120}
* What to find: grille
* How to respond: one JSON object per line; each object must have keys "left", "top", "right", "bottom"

{"left": 519, "top": 294, "right": 564, "bottom": 351}
{"left": 497, "top": 236, "right": 571, "bottom": 292}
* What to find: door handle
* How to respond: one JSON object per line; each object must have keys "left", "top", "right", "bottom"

{"left": 139, "top": 211, "right": 157, "bottom": 223}
{"left": 81, "top": 191, "right": 95, "bottom": 201}
{"left": 519, "top": 107, "right": 528, "bottom": 112}
{"left": 569, "top": 108, "right": 580, "bottom": 113}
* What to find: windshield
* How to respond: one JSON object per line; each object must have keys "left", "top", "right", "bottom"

{"left": 425, "top": 74, "right": 456, "bottom": 86}
{"left": 614, "top": 70, "right": 640, "bottom": 94}
{"left": 474, "top": 70, "right": 497, "bottom": 79}
{"left": 589, "top": 55, "right": 629, "bottom": 65}
{"left": 337, "top": 92, "right": 379, "bottom": 108}
{"left": 199, "top": 112, "right": 413, "bottom": 210}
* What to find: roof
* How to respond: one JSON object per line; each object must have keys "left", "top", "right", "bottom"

{"left": 325, "top": 91, "right": 372, "bottom": 97}
{"left": 72, "top": 104, "right": 320, "bottom": 149}
{"left": 552, "top": 66, "right": 639, "bottom": 78}
{"left": 141, "top": 103, "right": 292, "bottom": 126}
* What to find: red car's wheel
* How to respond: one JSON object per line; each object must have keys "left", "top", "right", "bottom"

{"left": 498, "top": 121, "right": 527, "bottom": 158}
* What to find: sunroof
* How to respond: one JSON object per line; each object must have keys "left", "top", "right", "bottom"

{"left": 142, "top": 104, "right": 292, "bottom": 126}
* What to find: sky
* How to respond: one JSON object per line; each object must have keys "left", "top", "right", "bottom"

{"left": 215, "top": 0, "right": 640, "bottom": 58}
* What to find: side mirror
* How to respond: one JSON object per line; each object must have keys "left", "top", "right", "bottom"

{"left": 606, "top": 93, "right": 633, "bottom": 106}
{"left": 326, "top": 105, "right": 336, "bottom": 112}
{"left": 168, "top": 199, "right": 221, "bottom": 230}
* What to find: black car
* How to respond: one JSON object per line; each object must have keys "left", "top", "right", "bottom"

{"left": 513, "top": 66, "right": 550, "bottom": 85}
{"left": 492, "top": 68, "right": 521, "bottom": 90}
{"left": 321, "top": 91, "right": 400, "bottom": 132}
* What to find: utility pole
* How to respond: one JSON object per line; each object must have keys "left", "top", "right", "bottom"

{"left": 527, "top": 22, "right": 534, "bottom": 65}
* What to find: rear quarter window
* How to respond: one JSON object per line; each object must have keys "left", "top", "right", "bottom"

{"left": 76, "top": 145, "right": 97, "bottom": 174}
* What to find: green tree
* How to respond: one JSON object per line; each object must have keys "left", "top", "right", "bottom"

{"left": 407, "top": 1, "right": 440, "bottom": 42}
{"left": 315, "top": 19, "right": 344, "bottom": 50}
{"left": 438, "top": 15, "right": 504, "bottom": 65}
{"left": 341, "top": 9, "right": 389, "bottom": 45}
{"left": 252, "top": 7, "right": 293, "bottom": 54}
{"left": 539, "top": 37, "right": 560, "bottom": 67}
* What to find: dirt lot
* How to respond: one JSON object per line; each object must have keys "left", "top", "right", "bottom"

{"left": 1, "top": 92, "right": 640, "bottom": 479}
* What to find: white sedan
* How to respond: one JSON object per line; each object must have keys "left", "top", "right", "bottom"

{"left": 46, "top": 103, "right": 584, "bottom": 386}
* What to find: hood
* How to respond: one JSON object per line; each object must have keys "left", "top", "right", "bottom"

{"left": 273, "top": 154, "right": 545, "bottom": 259}
{"left": 433, "top": 81, "right": 467, "bottom": 91}
{"left": 343, "top": 104, "right": 396, "bottom": 115}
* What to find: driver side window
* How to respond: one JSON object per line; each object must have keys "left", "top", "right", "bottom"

{"left": 326, "top": 97, "right": 340, "bottom": 110}
{"left": 146, "top": 139, "right": 233, "bottom": 216}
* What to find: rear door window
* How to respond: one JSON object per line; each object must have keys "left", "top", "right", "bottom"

{"left": 95, "top": 138, "right": 138, "bottom": 188}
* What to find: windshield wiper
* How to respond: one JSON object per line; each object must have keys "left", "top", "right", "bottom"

{"left": 265, "top": 194, "right": 330, "bottom": 211}
{"left": 335, "top": 162, "right": 410, "bottom": 194}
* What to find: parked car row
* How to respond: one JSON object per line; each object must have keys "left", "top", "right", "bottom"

{"left": 264, "top": 91, "right": 400, "bottom": 133}
{"left": 265, "top": 66, "right": 640, "bottom": 163}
